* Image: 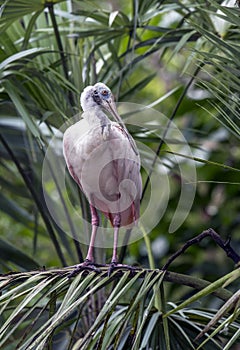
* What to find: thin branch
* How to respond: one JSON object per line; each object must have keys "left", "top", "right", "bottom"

{"left": 42, "top": 147, "right": 84, "bottom": 263}
{"left": 118, "top": 228, "right": 132, "bottom": 263}
{"left": 162, "top": 228, "right": 240, "bottom": 271}
{"left": 0, "top": 134, "right": 67, "bottom": 266}
{"left": 120, "top": 64, "right": 205, "bottom": 261}
{"left": 141, "top": 62, "right": 204, "bottom": 201}
{"left": 0, "top": 265, "right": 233, "bottom": 302}
{"left": 164, "top": 271, "right": 232, "bottom": 301}
{"left": 46, "top": 2, "right": 74, "bottom": 107}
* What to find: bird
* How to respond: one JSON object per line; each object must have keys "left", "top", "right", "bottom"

{"left": 63, "top": 82, "right": 142, "bottom": 275}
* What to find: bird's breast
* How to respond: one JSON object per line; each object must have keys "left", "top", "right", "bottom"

{"left": 63, "top": 120, "right": 141, "bottom": 226}
{"left": 64, "top": 121, "right": 136, "bottom": 163}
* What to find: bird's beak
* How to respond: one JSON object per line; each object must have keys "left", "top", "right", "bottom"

{"left": 105, "top": 99, "right": 138, "bottom": 156}
{"left": 105, "top": 98, "right": 123, "bottom": 125}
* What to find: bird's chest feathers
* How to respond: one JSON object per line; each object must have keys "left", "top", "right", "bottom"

{"left": 64, "top": 119, "right": 137, "bottom": 189}
{"left": 78, "top": 122, "right": 126, "bottom": 157}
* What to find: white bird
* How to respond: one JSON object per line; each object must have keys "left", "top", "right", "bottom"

{"left": 63, "top": 82, "right": 142, "bottom": 274}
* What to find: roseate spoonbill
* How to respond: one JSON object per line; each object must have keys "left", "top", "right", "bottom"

{"left": 63, "top": 83, "right": 142, "bottom": 274}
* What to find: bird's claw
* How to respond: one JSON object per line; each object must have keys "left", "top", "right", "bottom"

{"left": 107, "top": 262, "right": 141, "bottom": 277}
{"left": 69, "top": 260, "right": 101, "bottom": 277}
{"left": 108, "top": 262, "right": 116, "bottom": 277}
{"left": 68, "top": 261, "right": 141, "bottom": 278}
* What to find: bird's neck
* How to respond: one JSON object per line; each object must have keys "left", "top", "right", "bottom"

{"left": 83, "top": 106, "right": 110, "bottom": 127}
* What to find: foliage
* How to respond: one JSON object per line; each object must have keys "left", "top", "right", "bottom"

{"left": 0, "top": 0, "right": 240, "bottom": 348}
{"left": 1, "top": 268, "right": 240, "bottom": 349}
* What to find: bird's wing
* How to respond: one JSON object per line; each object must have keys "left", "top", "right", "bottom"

{"left": 98, "top": 123, "right": 142, "bottom": 226}
{"left": 63, "top": 120, "right": 142, "bottom": 227}
{"left": 63, "top": 120, "right": 87, "bottom": 190}
{"left": 63, "top": 119, "right": 111, "bottom": 191}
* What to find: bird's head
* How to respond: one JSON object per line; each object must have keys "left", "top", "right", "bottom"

{"left": 92, "top": 82, "right": 112, "bottom": 106}
{"left": 80, "top": 83, "right": 112, "bottom": 110}
{"left": 80, "top": 82, "right": 138, "bottom": 155}
{"left": 80, "top": 82, "right": 123, "bottom": 126}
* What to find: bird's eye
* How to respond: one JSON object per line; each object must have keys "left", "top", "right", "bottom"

{"left": 101, "top": 90, "right": 109, "bottom": 96}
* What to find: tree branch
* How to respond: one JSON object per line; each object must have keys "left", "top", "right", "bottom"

{"left": 0, "top": 265, "right": 233, "bottom": 302}
{"left": 141, "top": 62, "right": 204, "bottom": 201}
{"left": 162, "top": 228, "right": 240, "bottom": 271}
{"left": 46, "top": 2, "right": 74, "bottom": 107}
{"left": 0, "top": 134, "right": 67, "bottom": 266}
{"left": 1, "top": 228, "right": 238, "bottom": 303}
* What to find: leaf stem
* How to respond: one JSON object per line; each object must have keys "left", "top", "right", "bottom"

{"left": 0, "top": 134, "right": 67, "bottom": 266}
{"left": 1, "top": 267, "right": 233, "bottom": 302}
{"left": 141, "top": 224, "right": 155, "bottom": 270}
{"left": 141, "top": 224, "right": 162, "bottom": 311}
{"left": 141, "top": 62, "right": 204, "bottom": 201}
{"left": 46, "top": 2, "right": 74, "bottom": 107}
{"left": 162, "top": 228, "right": 240, "bottom": 271}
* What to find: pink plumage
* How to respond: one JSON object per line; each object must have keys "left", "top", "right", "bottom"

{"left": 63, "top": 83, "right": 142, "bottom": 273}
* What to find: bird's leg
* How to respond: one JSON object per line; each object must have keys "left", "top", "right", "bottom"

{"left": 85, "top": 204, "right": 99, "bottom": 263}
{"left": 85, "top": 224, "right": 97, "bottom": 262}
{"left": 107, "top": 214, "right": 120, "bottom": 276}
{"left": 108, "top": 214, "right": 142, "bottom": 276}
{"left": 69, "top": 205, "right": 101, "bottom": 277}
{"left": 111, "top": 216, "right": 121, "bottom": 264}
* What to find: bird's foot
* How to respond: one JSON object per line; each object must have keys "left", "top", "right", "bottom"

{"left": 108, "top": 262, "right": 141, "bottom": 277}
{"left": 69, "top": 259, "right": 101, "bottom": 277}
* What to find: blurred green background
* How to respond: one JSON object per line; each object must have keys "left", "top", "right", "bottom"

{"left": 1, "top": 1, "right": 240, "bottom": 349}
{"left": 0, "top": 0, "right": 239, "bottom": 296}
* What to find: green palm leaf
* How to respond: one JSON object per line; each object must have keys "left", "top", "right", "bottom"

{"left": 1, "top": 0, "right": 240, "bottom": 348}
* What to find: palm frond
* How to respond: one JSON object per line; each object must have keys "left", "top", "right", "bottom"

{"left": 1, "top": 268, "right": 239, "bottom": 349}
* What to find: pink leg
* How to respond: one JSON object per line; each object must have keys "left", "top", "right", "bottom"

{"left": 68, "top": 204, "right": 100, "bottom": 277}
{"left": 111, "top": 226, "right": 119, "bottom": 263}
{"left": 111, "top": 214, "right": 121, "bottom": 264}
{"left": 85, "top": 225, "right": 98, "bottom": 262}
{"left": 108, "top": 214, "right": 142, "bottom": 276}
{"left": 85, "top": 204, "right": 99, "bottom": 262}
